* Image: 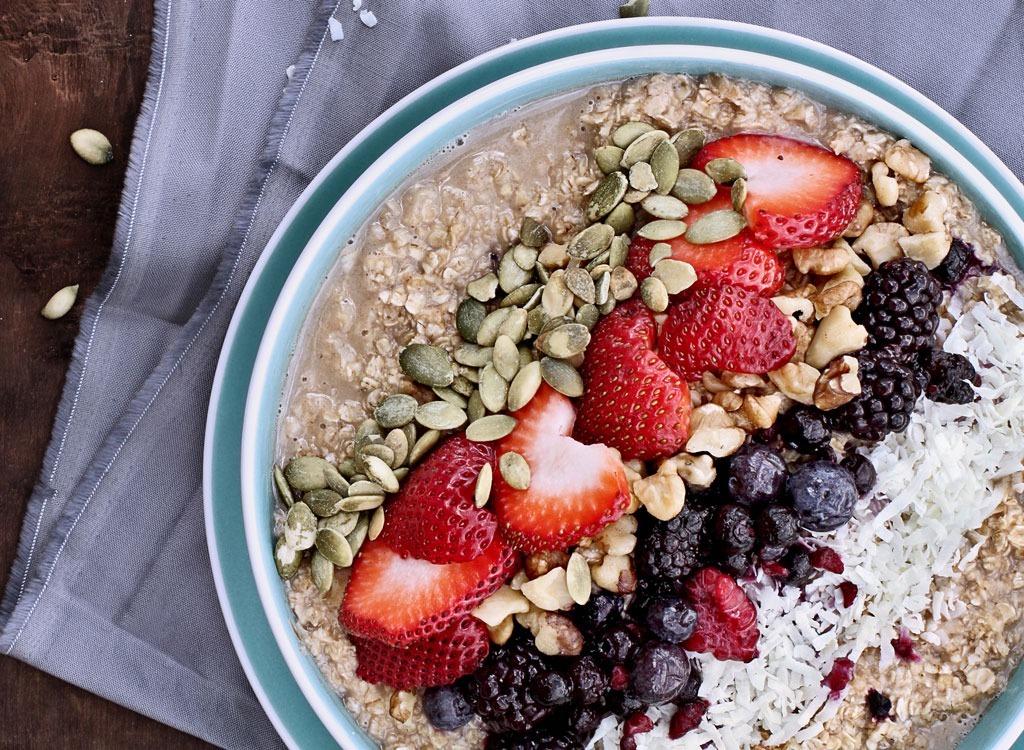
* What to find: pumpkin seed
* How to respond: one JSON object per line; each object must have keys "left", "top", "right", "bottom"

{"left": 540, "top": 357, "right": 584, "bottom": 397}
{"left": 451, "top": 374, "right": 476, "bottom": 398}
{"left": 474, "top": 464, "right": 493, "bottom": 508}
{"left": 384, "top": 429, "right": 409, "bottom": 467}
{"left": 319, "top": 510, "right": 360, "bottom": 536}
{"left": 507, "top": 360, "right": 542, "bottom": 411}
{"left": 637, "top": 219, "right": 687, "bottom": 241}
{"left": 368, "top": 506, "right": 385, "bottom": 541}
{"left": 534, "top": 262, "right": 551, "bottom": 283}
{"left": 466, "top": 414, "right": 518, "bottom": 442}
{"left": 360, "top": 442, "right": 397, "bottom": 468}
{"left": 650, "top": 139, "right": 681, "bottom": 195}
{"left": 598, "top": 297, "right": 617, "bottom": 316}
{"left": 346, "top": 514, "right": 370, "bottom": 558}
{"left": 284, "top": 502, "right": 317, "bottom": 550}
{"left": 339, "top": 494, "right": 385, "bottom": 512}
{"left": 499, "top": 451, "right": 531, "bottom": 490}
{"left": 415, "top": 400, "right": 468, "bottom": 431}
{"left": 685, "top": 209, "right": 747, "bottom": 244}
{"left": 401, "top": 421, "right": 419, "bottom": 451}
{"left": 640, "top": 276, "right": 670, "bottom": 312}
{"left": 393, "top": 467, "right": 409, "bottom": 482}
{"left": 628, "top": 162, "right": 658, "bottom": 191}
{"left": 536, "top": 322, "right": 591, "bottom": 359}
{"left": 476, "top": 307, "right": 512, "bottom": 347}
{"left": 603, "top": 201, "right": 635, "bottom": 234}
{"left": 521, "top": 284, "right": 544, "bottom": 312}
{"left": 456, "top": 298, "right": 487, "bottom": 343}
{"left": 584, "top": 250, "right": 611, "bottom": 272}
{"left": 671, "top": 168, "right": 717, "bottom": 204}
{"left": 304, "top": 488, "right": 346, "bottom": 517}
{"left": 594, "top": 145, "right": 626, "bottom": 174}
{"left": 527, "top": 306, "right": 550, "bottom": 336}
{"left": 466, "top": 272, "right": 499, "bottom": 302}
{"left": 273, "top": 466, "right": 295, "bottom": 508}
{"left": 274, "top": 537, "right": 302, "bottom": 580}
{"left": 594, "top": 270, "right": 611, "bottom": 306}
{"left": 432, "top": 386, "right": 469, "bottom": 409}
{"left": 641, "top": 194, "right": 689, "bottom": 221}
{"left": 454, "top": 344, "right": 494, "bottom": 368}
{"left": 311, "top": 551, "right": 335, "bottom": 595}
{"left": 518, "top": 344, "right": 535, "bottom": 368}
{"left": 337, "top": 457, "right": 360, "bottom": 478}
{"left": 576, "top": 303, "right": 600, "bottom": 330}
{"left": 519, "top": 216, "right": 551, "bottom": 247}
{"left": 608, "top": 235, "right": 630, "bottom": 267}
{"left": 512, "top": 244, "right": 539, "bottom": 271}
{"left": 618, "top": 0, "right": 649, "bottom": 17}
{"left": 623, "top": 188, "right": 650, "bottom": 204}
{"left": 669, "top": 128, "right": 706, "bottom": 166}
{"left": 478, "top": 363, "right": 509, "bottom": 413}
{"left": 498, "top": 251, "right": 533, "bottom": 293}
{"left": 586, "top": 171, "right": 628, "bottom": 222}
{"left": 731, "top": 177, "right": 747, "bottom": 211}
{"left": 399, "top": 344, "right": 454, "bottom": 387}
{"left": 537, "top": 242, "right": 569, "bottom": 269}
{"left": 324, "top": 464, "right": 349, "bottom": 495}
{"left": 373, "top": 393, "right": 418, "bottom": 428}
{"left": 541, "top": 271, "right": 575, "bottom": 318}
{"left": 567, "top": 223, "right": 615, "bottom": 261}
{"left": 609, "top": 266, "right": 639, "bottom": 301}
{"left": 566, "top": 551, "right": 592, "bottom": 605}
{"left": 316, "top": 527, "right": 354, "bottom": 567}
{"left": 70, "top": 128, "right": 114, "bottom": 165}
{"left": 41, "top": 284, "right": 79, "bottom": 320}
{"left": 565, "top": 267, "right": 596, "bottom": 304}
{"left": 540, "top": 315, "right": 575, "bottom": 335}
{"left": 653, "top": 259, "right": 698, "bottom": 295}
{"left": 409, "top": 429, "right": 441, "bottom": 465}
{"left": 355, "top": 419, "right": 382, "bottom": 446}
{"left": 362, "top": 454, "right": 400, "bottom": 493}
{"left": 497, "top": 307, "right": 529, "bottom": 343}
{"left": 611, "top": 121, "right": 654, "bottom": 149}
{"left": 467, "top": 390, "right": 486, "bottom": 422}
{"left": 500, "top": 282, "right": 541, "bottom": 309}
{"left": 348, "top": 479, "right": 386, "bottom": 496}
{"left": 621, "top": 129, "right": 669, "bottom": 168}
{"left": 649, "top": 243, "right": 673, "bottom": 266}
{"left": 492, "top": 335, "right": 521, "bottom": 381}
{"left": 704, "top": 157, "right": 746, "bottom": 184}
{"left": 284, "top": 455, "right": 330, "bottom": 491}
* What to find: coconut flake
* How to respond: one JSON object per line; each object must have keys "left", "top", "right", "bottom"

{"left": 327, "top": 16, "right": 344, "bottom": 41}
{"left": 359, "top": 8, "right": 377, "bottom": 27}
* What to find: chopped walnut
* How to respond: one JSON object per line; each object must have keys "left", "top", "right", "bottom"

{"left": 885, "top": 139, "right": 931, "bottom": 183}
{"left": 813, "top": 280, "right": 863, "bottom": 319}
{"left": 813, "top": 355, "right": 862, "bottom": 411}
{"left": 792, "top": 244, "right": 851, "bottom": 275}
{"left": 853, "top": 222, "right": 909, "bottom": 267}
{"left": 685, "top": 424, "right": 747, "bottom": 457}
{"left": 768, "top": 362, "right": 820, "bottom": 404}
{"left": 591, "top": 554, "right": 636, "bottom": 594}
{"left": 665, "top": 452, "right": 717, "bottom": 488}
{"left": 871, "top": 161, "right": 900, "bottom": 207}
{"left": 805, "top": 305, "right": 869, "bottom": 369}
{"left": 520, "top": 567, "right": 574, "bottom": 611}
{"left": 843, "top": 200, "right": 875, "bottom": 238}
{"left": 742, "top": 392, "right": 784, "bottom": 429}
{"left": 524, "top": 550, "right": 570, "bottom": 579}
{"left": 903, "top": 190, "right": 948, "bottom": 234}
{"left": 899, "top": 231, "right": 952, "bottom": 270}
{"left": 632, "top": 466, "right": 687, "bottom": 521}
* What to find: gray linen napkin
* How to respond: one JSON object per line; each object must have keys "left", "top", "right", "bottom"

{"left": 2, "top": 1, "right": 1021, "bottom": 748}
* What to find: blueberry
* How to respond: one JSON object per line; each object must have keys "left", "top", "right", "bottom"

{"left": 727, "top": 443, "right": 787, "bottom": 505}
{"left": 713, "top": 503, "right": 756, "bottom": 553}
{"left": 755, "top": 504, "right": 800, "bottom": 551}
{"left": 719, "top": 550, "right": 752, "bottom": 577}
{"left": 531, "top": 670, "right": 571, "bottom": 707}
{"left": 866, "top": 688, "right": 893, "bottom": 720}
{"left": 422, "top": 682, "right": 474, "bottom": 730}
{"left": 675, "top": 661, "right": 703, "bottom": 704}
{"left": 568, "top": 704, "right": 605, "bottom": 736}
{"left": 782, "top": 546, "right": 814, "bottom": 587}
{"left": 787, "top": 460, "right": 858, "bottom": 532}
{"left": 572, "top": 590, "right": 623, "bottom": 636}
{"left": 629, "top": 641, "right": 692, "bottom": 704}
{"left": 593, "top": 623, "right": 641, "bottom": 666}
{"left": 778, "top": 406, "right": 832, "bottom": 453}
{"left": 840, "top": 452, "right": 877, "bottom": 496}
{"left": 568, "top": 656, "right": 608, "bottom": 705}
{"left": 645, "top": 596, "right": 699, "bottom": 643}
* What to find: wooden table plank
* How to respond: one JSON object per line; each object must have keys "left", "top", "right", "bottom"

{"left": 0, "top": 2, "right": 215, "bottom": 747}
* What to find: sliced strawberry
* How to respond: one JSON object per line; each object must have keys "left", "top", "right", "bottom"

{"left": 692, "top": 133, "right": 862, "bottom": 249}
{"left": 660, "top": 283, "right": 796, "bottom": 381}
{"left": 339, "top": 536, "right": 515, "bottom": 646}
{"left": 380, "top": 434, "right": 496, "bottom": 563}
{"left": 575, "top": 300, "right": 690, "bottom": 461}
{"left": 491, "top": 383, "right": 631, "bottom": 552}
{"left": 627, "top": 188, "right": 784, "bottom": 296}
{"left": 683, "top": 567, "right": 759, "bottom": 662}
{"left": 351, "top": 615, "right": 490, "bottom": 689}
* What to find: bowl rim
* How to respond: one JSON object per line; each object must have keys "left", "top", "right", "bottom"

{"left": 210, "top": 17, "right": 1024, "bottom": 750}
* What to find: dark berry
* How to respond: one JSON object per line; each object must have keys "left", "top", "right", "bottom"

{"left": 718, "top": 550, "right": 752, "bottom": 577}
{"left": 668, "top": 698, "right": 710, "bottom": 739}
{"left": 713, "top": 503, "right": 756, "bottom": 553}
{"left": 486, "top": 728, "right": 583, "bottom": 750}
{"left": 918, "top": 347, "right": 979, "bottom": 404}
{"left": 572, "top": 590, "right": 624, "bottom": 636}
{"left": 629, "top": 641, "right": 692, "bottom": 704}
{"left": 531, "top": 670, "right": 571, "bottom": 707}
{"left": 421, "top": 682, "right": 474, "bottom": 731}
{"left": 569, "top": 704, "right": 605, "bottom": 736}
{"left": 867, "top": 688, "right": 893, "bottom": 721}
{"left": 609, "top": 665, "right": 630, "bottom": 691}
{"left": 855, "top": 257, "right": 941, "bottom": 357}
{"left": 822, "top": 657, "right": 856, "bottom": 699}
{"left": 830, "top": 351, "right": 921, "bottom": 441}
{"left": 606, "top": 689, "right": 646, "bottom": 716}
{"left": 645, "top": 596, "right": 699, "bottom": 643}
{"left": 782, "top": 546, "right": 814, "bottom": 587}
{"left": 620, "top": 711, "right": 655, "bottom": 750}
{"left": 593, "top": 623, "right": 641, "bottom": 667}
{"left": 568, "top": 656, "right": 608, "bottom": 705}
{"left": 469, "top": 639, "right": 550, "bottom": 731}
{"left": 840, "top": 452, "right": 877, "bottom": 495}
{"left": 755, "top": 504, "right": 800, "bottom": 553}
{"left": 676, "top": 661, "right": 703, "bottom": 703}
{"left": 778, "top": 405, "right": 832, "bottom": 453}
{"left": 635, "top": 506, "right": 711, "bottom": 581}
{"left": 932, "top": 237, "right": 974, "bottom": 287}
{"left": 727, "top": 443, "right": 787, "bottom": 505}
{"left": 788, "top": 460, "right": 859, "bottom": 532}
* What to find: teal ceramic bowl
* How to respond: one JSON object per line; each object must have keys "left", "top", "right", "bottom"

{"left": 206, "top": 17, "right": 1024, "bottom": 750}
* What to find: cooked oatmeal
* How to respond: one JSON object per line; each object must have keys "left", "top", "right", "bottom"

{"left": 277, "top": 73, "right": 1024, "bottom": 749}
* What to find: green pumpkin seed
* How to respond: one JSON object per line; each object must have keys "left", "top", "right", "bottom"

{"left": 650, "top": 139, "right": 681, "bottom": 195}
{"left": 401, "top": 420, "right": 418, "bottom": 449}
{"left": 518, "top": 344, "right": 535, "bottom": 368}
{"left": 641, "top": 194, "right": 689, "bottom": 221}
{"left": 669, "top": 128, "right": 706, "bottom": 166}
{"left": 273, "top": 466, "right": 295, "bottom": 508}
{"left": 499, "top": 451, "right": 531, "bottom": 490}
{"left": 355, "top": 420, "right": 382, "bottom": 447}
{"left": 69, "top": 128, "right": 114, "bottom": 166}
{"left": 497, "top": 307, "right": 529, "bottom": 343}
{"left": 492, "top": 335, "right": 521, "bottom": 381}
{"left": 324, "top": 464, "right": 349, "bottom": 495}
{"left": 611, "top": 121, "right": 655, "bottom": 149}
{"left": 466, "top": 273, "right": 499, "bottom": 302}
{"left": 368, "top": 506, "right": 385, "bottom": 541}
{"left": 347, "top": 480, "right": 385, "bottom": 496}
{"left": 507, "top": 360, "right": 542, "bottom": 412}
{"left": 640, "top": 276, "right": 670, "bottom": 312}
{"left": 567, "top": 223, "right": 615, "bottom": 261}
{"left": 283, "top": 455, "right": 331, "bottom": 492}
{"left": 585, "top": 252, "right": 611, "bottom": 274}
{"left": 671, "top": 168, "right": 717, "bottom": 204}
{"left": 399, "top": 344, "right": 454, "bottom": 387}
{"left": 500, "top": 283, "right": 541, "bottom": 309}
{"left": 498, "top": 251, "right": 533, "bottom": 293}
{"left": 628, "top": 161, "right": 658, "bottom": 191}
{"left": 451, "top": 375, "right": 476, "bottom": 398}
{"left": 319, "top": 510, "right": 360, "bottom": 536}
{"left": 731, "top": 177, "right": 747, "bottom": 211}
{"left": 540, "top": 357, "right": 584, "bottom": 397}
{"left": 586, "top": 171, "right": 628, "bottom": 222}
{"left": 621, "top": 129, "right": 669, "bottom": 168}
{"left": 608, "top": 235, "right": 630, "bottom": 268}
{"left": 649, "top": 243, "right": 673, "bottom": 266}
{"left": 598, "top": 296, "right": 617, "bottom": 316}
{"left": 304, "top": 488, "right": 346, "bottom": 517}
{"left": 653, "top": 259, "right": 698, "bottom": 295}
{"left": 360, "top": 442, "right": 397, "bottom": 468}
{"left": 337, "top": 457, "right": 360, "bottom": 478}
{"left": 415, "top": 400, "right": 468, "bottom": 431}
{"left": 384, "top": 428, "right": 410, "bottom": 467}
{"left": 456, "top": 298, "right": 487, "bottom": 344}
{"left": 346, "top": 514, "right": 370, "bottom": 558}
{"left": 594, "top": 270, "right": 611, "bottom": 306}
{"left": 479, "top": 363, "right": 509, "bottom": 413}
{"left": 311, "top": 551, "right": 334, "bottom": 595}
{"left": 519, "top": 216, "right": 551, "bottom": 247}
{"left": 685, "top": 209, "right": 747, "bottom": 245}
{"left": 409, "top": 429, "right": 441, "bottom": 465}
{"left": 542, "top": 271, "right": 575, "bottom": 318}
{"left": 474, "top": 464, "right": 493, "bottom": 508}
{"left": 541, "top": 315, "right": 575, "bottom": 335}
{"left": 393, "top": 467, "right": 409, "bottom": 482}
{"left": 511, "top": 244, "right": 539, "bottom": 271}
{"left": 284, "top": 502, "right": 317, "bottom": 551}
{"left": 454, "top": 344, "right": 495, "bottom": 368}
{"left": 316, "top": 527, "right": 354, "bottom": 567}
{"left": 432, "top": 386, "right": 469, "bottom": 409}
{"left": 704, "top": 157, "right": 746, "bottom": 184}
{"left": 565, "top": 267, "right": 596, "bottom": 304}
{"left": 274, "top": 537, "right": 302, "bottom": 580}
{"left": 363, "top": 454, "right": 400, "bottom": 493}
{"left": 536, "top": 323, "right": 591, "bottom": 359}
{"left": 479, "top": 308, "right": 514, "bottom": 347}
{"left": 373, "top": 393, "right": 417, "bottom": 428}
{"left": 603, "top": 202, "right": 635, "bottom": 234}
{"left": 534, "top": 261, "right": 551, "bottom": 283}
{"left": 623, "top": 188, "right": 651, "bottom": 204}
{"left": 566, "top": 551, "right": 592, "bottom": 605}
{"left": 637, "top": 219, "right": 687, "bottom": 241}
{"left": 466, "top": 414, "right": 518, "bottom": 442}
{"left": 339, "top": 494, "right": 385, "bottom": 512}
{"left": 618, "top": 0, "right": 649, "bottom": 17}
{"left": 527, "top": 306, "right": 550, "bottom": 336}
{"left": 594, "top": 145, "right": 626, "bottom": 174}
{"left": 467, "top": 390, "right": 486, "bottom": 423}
{"left": 576, "top": 303, "right": 600, "bottom": 330}
{"left": 609, "top": 266, "right": 639, "bottom": 301}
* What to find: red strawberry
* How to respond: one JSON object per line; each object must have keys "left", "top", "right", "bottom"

{"left": 627, "top": 188, "right": 784, "bottom": 296}
{"left": 380, "top": 434, "right": 496, "bottom": 563}
{"left": 491, "top": 383, "right": 631, "bottom": 552}
{"left": 692, "top": 133, "right": 862, "bottom": 249}
{"left": 660, "top": 283, "right": 796, "bottom": 381}
{"left": 351, "top": 615, "right": 490, "bottom": 689}
{"left": 340, "top": 536, "right": 515, "bottom": 645}
{"left": 575, "top": 300, "right": 691, "bottom": 461}
{"left": 683, "top": 567, "right": 759, "bottom": 662}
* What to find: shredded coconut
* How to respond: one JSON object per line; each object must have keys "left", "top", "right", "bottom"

{"left": 328, "top": 16, "right": 344, "bottom": 41}
{"left": 359, "top": 8, "right": 377, "bottom": 27}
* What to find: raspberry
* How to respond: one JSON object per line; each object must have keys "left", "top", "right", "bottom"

{"left": 855, "top": 258, "right": 941, "bottom": 357}
{"left": 669, "top": 698, "right": 710, "bottom": 739}
{"left": 822, "top": 657, "right": 856, "bottom": 699}
{"left": 810, "top": 547, "right": 845, "bottom": 574}
{"left": 839, "top": 581, "right": 859, "bottom": 607}
{"left": 682, "top": 567, "right": 759, "bottom": 662}
{"left": 829, "top": 351, "right": 921, "bottom": 441}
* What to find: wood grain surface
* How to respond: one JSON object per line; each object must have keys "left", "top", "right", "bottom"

{"left": 0, "top": 2, "right": 214, "bottom": 748}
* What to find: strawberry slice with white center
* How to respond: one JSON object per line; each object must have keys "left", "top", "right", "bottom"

{"left": 491, "top": 383, "right": 631, "bottom": 552}
{"left": 339, "top": 535, "right": 516, "bottom": 646}
{"left": 691, "top": 133, "right": 862, "bottom": 249}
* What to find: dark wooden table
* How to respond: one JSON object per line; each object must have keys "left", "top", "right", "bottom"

{"left": 1, "top": 3, "right": 214, "bottom": 748}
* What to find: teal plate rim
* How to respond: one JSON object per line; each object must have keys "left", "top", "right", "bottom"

{"left": 205, "top": 17, "right": 1024, "bottom": 750}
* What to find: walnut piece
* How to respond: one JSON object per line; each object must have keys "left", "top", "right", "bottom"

{"left": 664, "top": 452, "right": 717, "bottom": 488}
{"left": 520, "top": 567, "right": 574, "bottom": 611}
{"left": 472, "top": 584, "right": 531, "bottom": 626}
{"left": 813, "top": 280, "right": 863, "bottom": 319}
{"left": 804, "top": 305, "right": 869, "bottom": 369}
{"left": 853, "top": 222, "right": 909, "bottom": 267}
{"left": 903, "top": 190, "right": 948, "bottom": 234}
{"left": 632, "top": 467, "right": 686, "bottom": 521}
{"left": 742, "top": 392, "right": 784, "bottom": 429}
{"left": 813, "top": 355, "right": 862, "bottom": 411}
{"left": 843, "top": 200, "right": 875, "bottom": 238}
{"left": 885, "top": 139, "right": 931, "bottom": 183}
{"left": 899, "top": 231, "right": 951, "bottom": 270}
{"left": 871, "top": 161, "right": 900, "bottom": 207}
{"left": 792, "top": 244, "right": 850, "bottom": 275}
{"left": 768, "top": 362, "right": 820, "bottom": 404}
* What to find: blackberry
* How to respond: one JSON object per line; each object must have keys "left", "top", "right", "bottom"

{"left": 866, "top": 689, "right": 893, "bottom": 721}
{"left": 855, "top": 258, "right": 941, "bottom": 357}
{"left": 754, "top": 504, "right": 800, "bottom": 557}
{"left": 781, "top": 546, "right": 814, "bottom": 587}
{"left": 719, "top": 550, "right": 752, "bottom": 577}
{"left": 917, "top": 347, "right": 979, "bottom": 404}
{"left": 469, "top": 639, "right": 550, "bottom": 732}
{"left": 636, "top": 506, "right": 711, "bottom": 582}
{"left": 727, "top": 443, "right": 787, "bottom": 505}
{"left": 840, "top": 452, "right": 877, "bottom": 496}
{"left": 788, "top": 460, "right": 858, "bottom": 532}
{"left": 932, "top": 237, "right": 974, "bottom": 287}
{"left": 571, "top": 589, "right": 624, "bottom": 636}
{"left": 777, "top": 405, "right": 832, "bottom": 453}
{"left": 829, "top": 351, "right": 921, "bottom": 441}
{"left": 486, "top": 728, "right": 583, "bottom": 750}
{"left": 422, "top": 682, "right": 474, "bottom": 731}
{"left": 568, "top": 655, "right": 608, "bottom": 705}
{"left": 531, "top": 670, "right": 571, "bottom": 707}
{"left": 568, "top": 704, "right": 604, "bottom": 736}
{"left": 712, "top": 503, "right": 756, "bottom": 554}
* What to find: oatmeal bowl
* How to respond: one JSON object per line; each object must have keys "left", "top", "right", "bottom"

{"left": 217, "top": 18, "right": 1024, "bottom": 750}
